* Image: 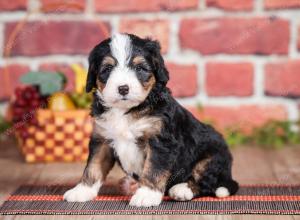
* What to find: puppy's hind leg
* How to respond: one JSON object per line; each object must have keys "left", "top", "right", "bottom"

{"left": 64, "top": 139, "right": 115, "bottom": 202}
{"left": 195, "top": 154, "right": 238, "bottom": 198}
{"left": 169, "top": 155, "right": 230, "bottom": 201}
{"left": 215, "top": 172, "right": 239, "bottom": 198}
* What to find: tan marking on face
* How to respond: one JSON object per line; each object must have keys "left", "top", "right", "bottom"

{"left": 102, "top": 56, "right": 116, "bottom": 66}
{"left": 96, "top": 79, "right": 105, "bottom": 92}
{"left": 143, "top": 74, "right": 156, "bottom": 92}
{"left": 132, "top": 56, "right": 156, "bottom": 92}
{"left": 96, "top": 56, "right": 116, "bottom": 92}
{"left": 132, "top": 56, "right": 146, "bottom": 65}
{"left": 192, "top": 157, "right": 212, "bottom": 182}
{"left": 81, "top": 141, "right": 115, "bottom": 186}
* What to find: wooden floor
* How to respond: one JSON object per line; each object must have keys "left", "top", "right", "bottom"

{"left": 0, "top": 139, "right": 300, "bottom": 220}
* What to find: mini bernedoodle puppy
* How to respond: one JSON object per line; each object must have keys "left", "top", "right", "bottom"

{"left": 64, "top": 33, "right": 239, "bottom": 207}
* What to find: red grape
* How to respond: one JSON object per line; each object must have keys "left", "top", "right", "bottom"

{"left": 12, "top": 85, "right": 42, "bottom": 127}
{"left": 23, "top": 90, "right": 33, "bottom": 100}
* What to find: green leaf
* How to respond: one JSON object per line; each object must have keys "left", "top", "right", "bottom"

{"left": 21, "top": 71, "right": 65, "bottom": 95}
{"left": 0, "top": 115, "right": 11, "bottom": 134}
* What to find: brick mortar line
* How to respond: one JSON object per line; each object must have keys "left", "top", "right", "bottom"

{"left": 289, "top": 16, "right": 299, "bottom": 58}
{"left": 165, "top": 54, "right": 300, "bottom": 64}
{"left": 196, "top": 59, "right": 205, "bottom": 101}
{"left": 2, "top": 8, "right": 300, "bottom": 21}
{"left": 200, "top": 55, "right": 300, "bottom": 61}
{"left": 199, "top": 0, "right": 205, "bottom": 10}
{"left": 2, "top": 56, "right": 88, "bottom": 65}
{"left": 27, "top": 0, "right": 40, "bottom": 13}
{"left": 110, "top": 15, "right": 120, "bottom": 35}
{"left": 254, "top": 60, "right": 265, "bottom": 99}
{"left": 0, "top": 56, "right": 292, "bottom": 62}
{"left": 28, "top": 59, "right": 40, "bottom": 72}
{"left": 0, "top": 12, "right": 286, "bottom": 22}
{"left": 117, "top": 9, "right": 300, "bottom": 18}
{"left": 85, "top": 0, "right": 94, "bottom": 15}
{"left": 167, "top": 15, "right": 180, "bottom": 58}
{"left": 0, "top": 12, "right": 27, "bottom": 22}
{"left": 178, "top": 95, "right": 300, "bottom": 107}
{"left": 0, "top": 12, "right": 96, "bottom": 21}
{"left": 254, "top": 0, "right": 264, "bottom": 13}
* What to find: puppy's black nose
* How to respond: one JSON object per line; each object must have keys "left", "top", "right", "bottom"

{"left": 118, "top": 85, "right": 129, "bottom": 96}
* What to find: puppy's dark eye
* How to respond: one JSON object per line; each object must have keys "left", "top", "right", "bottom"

{"left": 99, "top": 64, "right": 113, "bottom": 83}
{"left": 137, "top": 69, "right": 151, "bottom": 82}
{"left": 135, "top": 65, "right": 147, "bottom": 72}
{"left": 101, "top": 64, "right": 113, "bottom": 73}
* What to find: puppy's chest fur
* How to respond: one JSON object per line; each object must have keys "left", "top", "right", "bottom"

{"left": 95, "top": 108, "right": 162, "bottom": 176}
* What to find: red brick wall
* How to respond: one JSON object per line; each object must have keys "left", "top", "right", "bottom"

{"left": 0, "top": 0, "right": 299, "bottom": 129}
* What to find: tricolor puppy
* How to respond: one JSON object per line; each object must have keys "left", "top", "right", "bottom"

{"left": 63, "top": 33, "right": 239, "bottom": 207}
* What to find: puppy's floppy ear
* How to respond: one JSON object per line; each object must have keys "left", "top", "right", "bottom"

{"left": 86, "top": 62, "right": 96, "bottom": 93}
{"left": 86, "top": 46, "right": 100, "bottom": 93}
{"left": 145, "top": 39, "right": 169, "bottom": 87}
{"left": 86, "top": 39, "right": 111, "bottom": 93}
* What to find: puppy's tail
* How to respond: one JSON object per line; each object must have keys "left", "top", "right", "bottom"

{"left": 215, "top": 179, "right": 239, "bottom": 198}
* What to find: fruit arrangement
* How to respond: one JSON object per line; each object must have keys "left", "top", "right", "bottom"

{"left": 9, "top": 64, "right": 93, "bottom": 163}
{"left": 11, "top": 64, "right": 91, "bottom": 121}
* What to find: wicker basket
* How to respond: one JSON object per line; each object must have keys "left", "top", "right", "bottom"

{"left": 16, "top": 109, "right": 93, "bottom": 163}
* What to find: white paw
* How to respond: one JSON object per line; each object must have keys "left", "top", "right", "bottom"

{"left": 129, "top": 186, "right": 163, "bottom": 207}
{"left": 168, "top": 183, "right": 194, "bottom": 201}
{"left": 215, "top": 187, "right": 230, "bottom": 198}
{"left": 63, "top": 181, "right": 101, "bottom": 202}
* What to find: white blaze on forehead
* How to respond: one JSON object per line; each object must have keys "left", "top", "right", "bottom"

{"left": 110, "top": 33, "right": 132, "bottom": 67}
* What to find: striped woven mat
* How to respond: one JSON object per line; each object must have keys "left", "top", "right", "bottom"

{"left": 0, "top": 184, "right": 299, "bottom": 215}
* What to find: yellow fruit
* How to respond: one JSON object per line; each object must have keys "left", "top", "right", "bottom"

{"left": 48, "top": 92, "right": 76, "bottom": 111}
{"left": 71, "top": 64, "right": 87, "bottom": 94}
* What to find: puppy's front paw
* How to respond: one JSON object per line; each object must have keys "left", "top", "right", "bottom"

{"left": 168, "top": 183, "right": 194, "bottom": 201}
{"left": 129, "top": 186, "right": 163, "bottom": 207}
{"left": 63, "top": 181, "right": 101, "bottom": 202}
